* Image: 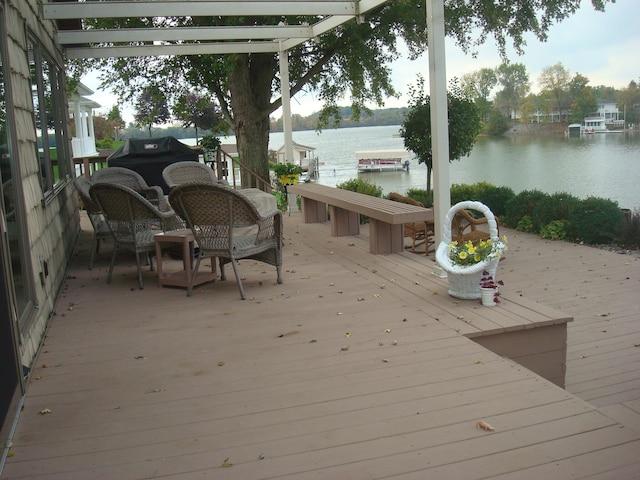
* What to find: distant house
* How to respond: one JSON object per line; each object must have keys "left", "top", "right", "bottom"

{"left": 582, "top": 99, "right": 625, "bottom": 133}
{"left": 275, "top": 141, "right": 319, "bottom": 178}
{"left": 68, "top": 83, "right": 101, "bottom": 158}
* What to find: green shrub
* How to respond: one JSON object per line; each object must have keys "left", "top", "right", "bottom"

{"left": 449, "top": 182, "right": 513, "bottom": 219}
{"left": 405, "top": 188, "right": 433, "bottom": 207}
{"left": 450, "top": 183, "right": 478, "bottom": 206}
{"left": 565, "top": 196, "right": 625, "bottom": 244}
{"left": 336, "top": 178, "right": 383, "bottom": 197}
{"left": 532, "top": 192, "right": 580, "bottom": 231}
{"left": 504, "top": 190, "right": 549, "bottom": 230}
{"left": 97, "top": 137, "right": 115, "bottom": 149}
{"left": 540, "top": 220, "right": 567, "bottom": 240}
{"left": 475, "top": 185, "right": 515, "bottom": 218}
{"left": 336, "top": 178, "right": 382, "bottom": 224}
{"left": 516, "top": 215, "right": 534, "bottom": 232}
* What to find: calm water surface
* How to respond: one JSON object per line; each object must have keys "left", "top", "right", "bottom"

{"left": 222, "top": 125, "right": 640, "bottom": 210}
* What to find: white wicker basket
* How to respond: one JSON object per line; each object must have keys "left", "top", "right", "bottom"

{"left": 435, "top": 201, "right": 502, "bottom": 299}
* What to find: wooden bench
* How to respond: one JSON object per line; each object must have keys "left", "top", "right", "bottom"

{"left": 288, "top": 183, "right": 434, "bottom": 254}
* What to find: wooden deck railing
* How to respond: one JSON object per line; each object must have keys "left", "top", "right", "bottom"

{"left": 206, "top": 146, "right": 273, "bottom": 193}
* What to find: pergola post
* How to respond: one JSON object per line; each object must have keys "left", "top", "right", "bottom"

{"left": 427, "top": 0, "right": 450, "bottom": 276}
{"left": 279, "top": 45, "right": 294, "bottom": 165}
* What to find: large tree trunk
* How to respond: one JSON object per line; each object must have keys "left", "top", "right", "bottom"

{"left": 228, "top": 54, "right": 274, "bottom": 190}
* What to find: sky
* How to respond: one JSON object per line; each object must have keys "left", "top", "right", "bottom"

{"left": 82, "top": 0, "right": 639, "bottom": 123}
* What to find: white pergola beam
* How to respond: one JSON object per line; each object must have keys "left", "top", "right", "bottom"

{"left": 44, "top": 2, "right": 357, "bottom": 19}
{"left": 56, "top": 26, "right": 314, "bottom": 44}
{"left": 46, "top": 0, "right": 391, "bottom": 57}
{"left": 64, "top": 41, "right": 281, "bottom": 60}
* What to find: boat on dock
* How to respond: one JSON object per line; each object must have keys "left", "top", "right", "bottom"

{"left": 356, "top": 149, "right": 411, "bottom": 173}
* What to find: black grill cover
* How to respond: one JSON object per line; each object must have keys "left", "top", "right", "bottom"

{"left": 108, "top": 136, "right": 198, "bottom": 194}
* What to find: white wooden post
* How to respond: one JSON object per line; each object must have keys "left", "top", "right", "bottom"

{"left": 427, "top": 0, "right": 450, "bottom": 276}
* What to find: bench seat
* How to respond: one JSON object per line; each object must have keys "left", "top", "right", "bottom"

{"left": 288, "top": 183, "right": 434, "bottom": 254}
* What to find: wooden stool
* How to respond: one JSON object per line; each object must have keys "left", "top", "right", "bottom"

{"left": 154, "top": 229, "right": 217, "bottom": 289}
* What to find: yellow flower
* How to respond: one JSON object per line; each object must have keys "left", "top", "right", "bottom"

{"left": 474, "top": 254, "right": 481, "bottom": 262}
{"left": 458, "top": 251, "right": 468, "bottom": 260}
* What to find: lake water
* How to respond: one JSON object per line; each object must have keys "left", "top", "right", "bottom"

{"left": 216, "top": 125, "right": 640, "bottom": 210}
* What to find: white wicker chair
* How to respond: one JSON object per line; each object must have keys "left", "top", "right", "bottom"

{"left": 92, "top": 166, "right": 170, "bottom": 211}
{"left": 162, "top": 162, "right": 228, "bottom": 189}
{"left": 74, "top": 176, "right": 112, "bottom": 270}
{"left": 89, "top": 183, "right": 178, "bottom": 289}
{"left": 169, "top": 182, "right": 282, "bottom": 299}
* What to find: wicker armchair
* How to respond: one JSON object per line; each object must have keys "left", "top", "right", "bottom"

{"left": 74, "top": 176, "right": 112, "bottom": 270}
{"left": 89, "top": 183, "right": 178, "bottom": 289}
{"left": 92, "top": 167, "right": 170, "bottom": 211}
{"left": 162, "top": 161, "right": 228, "bottom": 189}
{"left": 452, "top": 208, "right": 500, "bottom": 245}
{"left": 388, "top": 192, "right": 435, "bottom": 254}
{"left": 169, "top": 182, "right": 283, "bottom": 299}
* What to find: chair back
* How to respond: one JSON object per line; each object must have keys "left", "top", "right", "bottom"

{"left": 89, "top": 183, "right": 167, "bottom": 251}
{"left": 74, "top": 176, "right": 101, "bottom": 214}
{"left": 92, "top": 166, "right": 170, "bottom": 211}
{"left": 74, "top": 176, "right": 109, "bottom": 233}
{"left": 162, "top": 162, "right": 221, "bottom": 189}
{"left": 169, "top": 183, "right": 261, "bottom": 254}
{"left": 92, "top": 166, "right": 150, "bottom": 190}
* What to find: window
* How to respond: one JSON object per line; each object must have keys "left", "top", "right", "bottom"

{"left": 1, "top": 12, "right": 31, "bottom": 327}
{"left": 28, "top": 36, "right": 71, "bottom": 194}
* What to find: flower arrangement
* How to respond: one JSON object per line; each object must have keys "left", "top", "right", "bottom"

{"left": 480, "top": 270, "right": 504, "bottom": 304}
{"left": 446, "top": 236, "right": 507, "bottom": 267}
{"left": 272, "top": 162, "right": 304, "bottom": 177}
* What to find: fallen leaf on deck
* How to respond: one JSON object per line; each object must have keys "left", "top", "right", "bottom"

{"left": 598, "top": 312, "right": 610, "bottom": 317}
{"left": 341, "top": 345, "right": 350, "bottom": 351}
{"left": 221, "top": 458, "right": 233, "bottom": 467}
{"left": 217, "top": 361, "right": 225, "bottom": 367}
{"left": 476, "top": 420, "right": 495, "bottom": 431}
{"left": 382, "top": 358, "right": 389, "bottom": 363}
{"left": 345, "top": 332, "right": 351, "bottom": 337}
{"left": 278, "top": 331, "right": 299, "bottom": 338}
{"left": 39, "top": 408, "right": 52, "bottom": 415}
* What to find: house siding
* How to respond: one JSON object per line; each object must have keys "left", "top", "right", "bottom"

{"left": 1, "top": 0, "right": 80, "bottom": 375}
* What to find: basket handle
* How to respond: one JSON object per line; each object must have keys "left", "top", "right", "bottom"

{"left": 441, "top": 201, "right": 499, "bottom": 245}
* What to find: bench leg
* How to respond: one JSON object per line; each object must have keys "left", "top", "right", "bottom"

{"left": 330, "top": 206, "right": 359, "bottom": 236}
{"left": 300, "top": 198, "right": 328, "bottom": 223}
{"left": 369, "top": 220, "right": 403, "bottom": 254}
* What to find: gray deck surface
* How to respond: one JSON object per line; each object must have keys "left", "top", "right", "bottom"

{"left": 2, "top": 211, "right": 639, "bottom": 479}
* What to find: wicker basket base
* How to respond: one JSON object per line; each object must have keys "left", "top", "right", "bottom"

{"left": 446, "top": 258, "right": 499, "bottom": 300}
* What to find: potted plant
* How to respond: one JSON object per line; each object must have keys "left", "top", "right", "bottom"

{"left": 479, "top": 270, "right": 504, "bottom": 306}
{"left": 198, "top": 135, "right": 221, "bottom": 164}
{"left": 273, "top": 162, "right": 304, "bottom": 186}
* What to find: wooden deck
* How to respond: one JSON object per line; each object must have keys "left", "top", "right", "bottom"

{"left": 2, "top": 212, "right": 639, "bottom": 479}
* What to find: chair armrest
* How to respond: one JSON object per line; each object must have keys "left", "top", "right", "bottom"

{"left": 255, "top": 210, "right": 282, "bottom": 243}
{"left": 141, "top": 186, "right": 171, "bottom": 211}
